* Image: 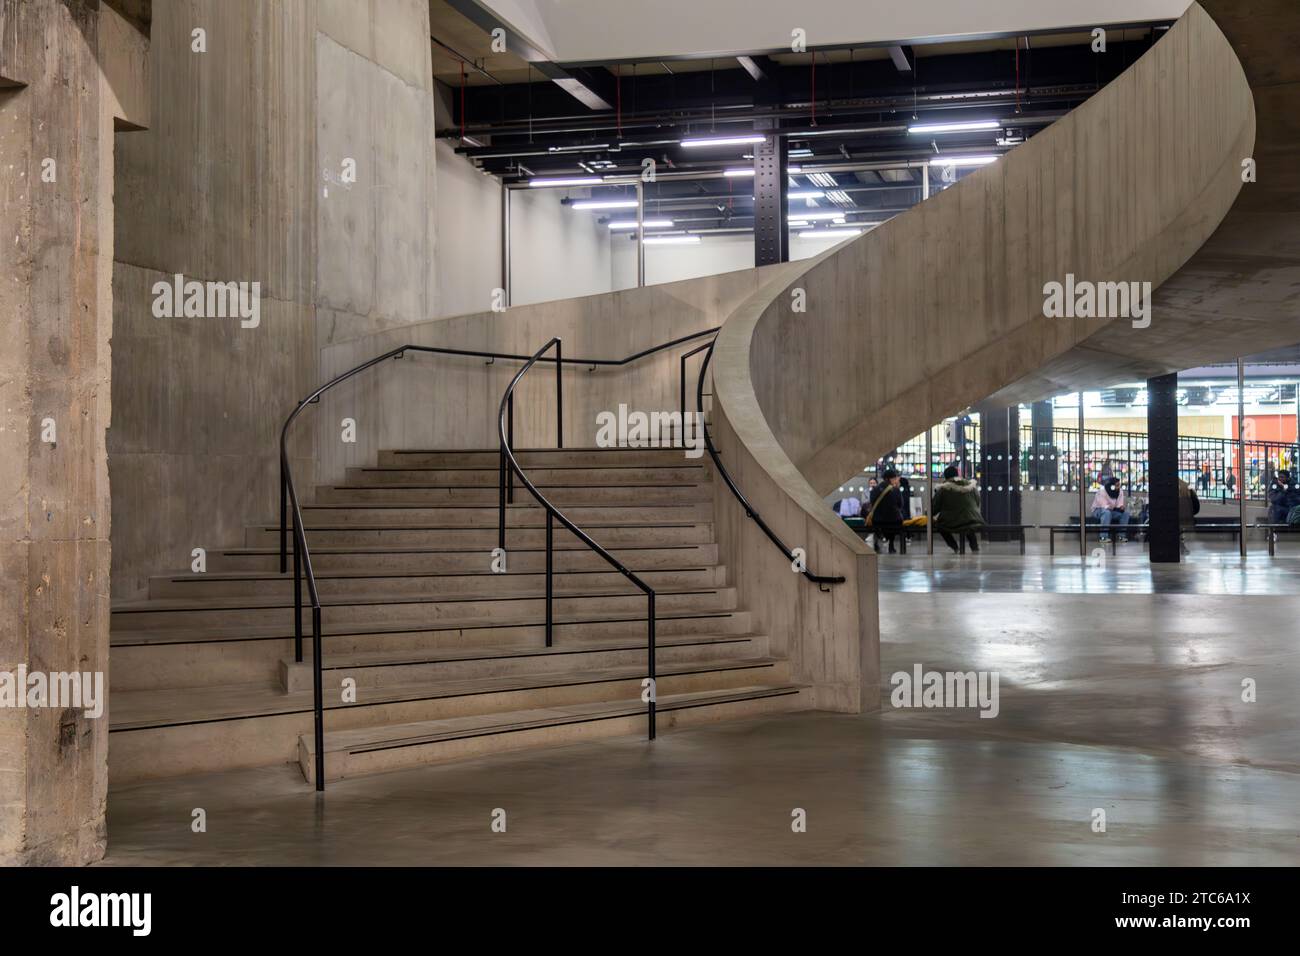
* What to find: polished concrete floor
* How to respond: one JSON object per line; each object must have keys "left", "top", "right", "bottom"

{"left": 99, "top": 563, "right": 1300, "bottom": 866}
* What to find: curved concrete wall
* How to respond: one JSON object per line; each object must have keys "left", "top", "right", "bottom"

{"left": 707, "top": 1, "right": 1257, "bottom": 712}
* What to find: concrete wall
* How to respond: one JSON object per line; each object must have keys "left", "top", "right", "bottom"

{"left": 109, "top": 0, "right": 438, "bottom": 598}
{"left": 316, "top": 268, "right": 770, "bottom": 485}
{"left": 434, "top": 112, "right": 613, "bottom": 314}
{"left": 0, "top": 0, "right": 148, "bottom": 866}
{"left": 610, "top": 232, "right": 854, "bottom": 289}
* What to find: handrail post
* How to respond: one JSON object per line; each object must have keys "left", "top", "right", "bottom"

{"left": 679, "top": 352, "right": 687, "bottom": 447}
{"left": 507, "top": 393, "right": 515, "bottom": 504}
{"left": 279, "top": 464, "right": 287, "bottom": 574}
{"left": 498, "top": 446, "right": 507, "bottom": 552}
{"left": 312, "top": 604, "right": 324, "bottom": 792}
{"left": 555, "top": 340, "right": 563, "bottom": 449}
{"left": 647, "top": 592, "right": 656, "bottom": 740}
{"left": 545, "top": 512, "right": 554, "bottom": 647}
{"left": 293, "top": 518, "right": 303, "bottom": 663}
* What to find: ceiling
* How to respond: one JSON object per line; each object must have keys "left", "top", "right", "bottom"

{"left": 428, "top": 8, "right": 1175, "bottom": 237}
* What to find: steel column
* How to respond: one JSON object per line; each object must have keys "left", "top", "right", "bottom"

{"left": 1078, "top": 392, "right": 1087, "bottom": 558}
{"left": 753, "top": 133, "right": 788, "bottom": 267}
{"left": 1238, "top": 357, "right": 1247, "bottom": 557}
{"left": 1147, "top": 372, "right": 1181, "bottom": 562}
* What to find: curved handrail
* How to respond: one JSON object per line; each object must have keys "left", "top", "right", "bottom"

{"left": 498, "top": 338, "right": 657, "bottom": 740}
{"left": 695, "top": 336, "right": 846, "bottom": 589}
{"left": 278, "top": 329, "right": 721, "bottom": 572}
{"left": 277, "top": 330, "right": 728, "bottom": 787}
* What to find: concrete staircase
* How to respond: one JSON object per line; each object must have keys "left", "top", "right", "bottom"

{"left": 108, "top": 447, "right": 804, "bottom": 784}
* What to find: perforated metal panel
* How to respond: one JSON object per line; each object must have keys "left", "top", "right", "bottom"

{"left": 753, "top": 136, "right": 788, "bottom": 267}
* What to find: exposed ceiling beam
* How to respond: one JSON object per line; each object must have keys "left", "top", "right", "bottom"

{"left": 888, "top": 45, "right": 915, "bottom": 73}
{"left": 443, "top": 0, "right": 613, "bottom": 110}
{"left": 736, "top": 55, "right": 766, "bottom": 82}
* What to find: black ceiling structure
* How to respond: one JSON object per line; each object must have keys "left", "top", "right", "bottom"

{"left": 437, "top": 25, "right": 1175, "bottom": 237}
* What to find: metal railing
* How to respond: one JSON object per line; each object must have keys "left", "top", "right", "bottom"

{"left": 497, "top": 338, "right": 658, "bottom": 739}
{"left": 277, "top": 329, "right": 737, "bottom": 788}
{"left": 695, "top": 337, "right": 846, "bottom": 589}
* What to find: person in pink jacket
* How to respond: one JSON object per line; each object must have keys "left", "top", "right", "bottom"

{"left": 1090, "top": 476, "right": 1130, "bottom": 543}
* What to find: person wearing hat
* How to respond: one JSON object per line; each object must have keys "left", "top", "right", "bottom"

{"left": 866, "top": 468, "right": 906, "bottom": 553}
{"left": 1090, "top": 475, "right": 1130, "bottom": 543}
{"left": 932, "top": 465, "right": 985, "bottom": 553}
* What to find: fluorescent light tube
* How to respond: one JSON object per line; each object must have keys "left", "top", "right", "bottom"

{"left": 787, "top": 190, "right": 825, "bottom": 200}
{"left": 682, "top": 134, "right": 767, "bottom": 148}
{"left": 723, "top": 168, "right": 756, "bottom": 178}
{"left": 799, "top": 228, "right": 863, "bottom": 239}
{"left": 570, "top": 199, "right": 639, "bottom": 210}
{"left": 908, "top": 120, "right": 1000, "bottom": 134}
{"left": 528, "top": 176, "right": 602, "bottom": 187}
{"left": 928, "top": 155, "right": 999, "bottom": 167}
{"left": 608, "top": 219, "right": 674, "bottom": 229}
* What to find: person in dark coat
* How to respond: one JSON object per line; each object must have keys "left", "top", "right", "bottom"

{"left": 867, "top": 468, "right": 906, "bottom": 553}
{"left": 932, "top": 465, "right": 985, "bottom": 553}
{"left": 1268, "top": 469, "right": 1300, "bottom": 525}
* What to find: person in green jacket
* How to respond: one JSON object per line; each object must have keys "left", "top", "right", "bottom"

{"left": 932, "top": 465, "right": 985, "bottom": 553}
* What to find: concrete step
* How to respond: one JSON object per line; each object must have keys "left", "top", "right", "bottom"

{"left": 299, "top": 684, "right": 805, "bottom": 784}
{"left": 146, "top": 564, "right": 728, "bottom": 599}
{"left": 347, "top": 464, "right": 708, "bottom": 486}
{"left": 209, "top": 542, "right": 719, "bottom": 573}
{"left": 294, "top": 502, "right": 713, "bottom": 526}
{"left": 280, "top": 632, "right": 771, "bottom": 692}
{"left": 109, "top": 662, "right": 795, "bottom": 782}
{"left": 379, "top": 447, "right": 699, "bottom": 469}
{"left": 109, "top": 610, "right": 754, "bottom": 691}
{"left": 111, "top": 585, "right": 738, "bottom": 629}
{"left": 243, "top": 522, "right": 714, "bottom": 550}
{"left": 312, "top": 483, "right": 711, "bottom": 505}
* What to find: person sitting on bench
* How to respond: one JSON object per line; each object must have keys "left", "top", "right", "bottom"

{"left": 1091, "top": 476, "right": 1130, "bottom": 543}
{"left": 932, "top": 465, "right": 984, "bottom": 554}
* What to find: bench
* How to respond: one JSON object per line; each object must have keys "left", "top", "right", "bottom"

{"left": 1260, "top": 524, "right": 1300, "bottom": 556}
{"left": 952, "top": 524, "right": 1031, "bottom": 555}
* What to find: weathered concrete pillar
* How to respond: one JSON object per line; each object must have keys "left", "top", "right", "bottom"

{"left": 0, "top": 0, "right": 148, "bottom": 866}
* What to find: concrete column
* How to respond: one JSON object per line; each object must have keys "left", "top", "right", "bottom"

{"left": 0, "top": 0, "right": 148, "bottom": 866}
{"left": 1148, "top": 372, "right": 1181, "bottom": 563}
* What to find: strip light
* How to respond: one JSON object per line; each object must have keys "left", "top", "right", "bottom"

{"left": 681, "top": 134, "right": 767, "bottom": 148}
{"left": 570, "top": 199, "right": 639, "bottom": 210}
{"left": 928, "top": 155, "right": 999, "bottom": 167}
{"left": 528, "top": 176, "right": 602, "bottom": 187}
{"left": 788, "top": 190, "right": 825, "bottom": 200}
{"left": 608, "top": 219, "right": 673, "bottom": 229}
{"left": 796, "top": 211, "right": 849, "bottom": 221}
{"left": 644, "top": 235, "right": 702, "bottom": 245}
{"left": 723, "top": 168, "right": 756, "bottom": 178}
{"left": 908, "top": 120, "right": 1000, "bottom": 134}
{"left": 799, "top": 228, "right": 863, "bottom": 239}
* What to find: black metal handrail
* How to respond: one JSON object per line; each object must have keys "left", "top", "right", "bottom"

{"left": 497, "top": 338, "right": 657, "bottom": 740}
{"left": 695, "top": 336, "right": 847, "bottom": 589}
{"left": 276, "top": 329, "right": 732, "bottom": 788}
